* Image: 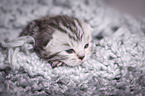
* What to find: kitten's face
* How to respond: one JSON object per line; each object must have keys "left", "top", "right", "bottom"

{"left": 44, "top": 19, "right": 93, "bottom": 66}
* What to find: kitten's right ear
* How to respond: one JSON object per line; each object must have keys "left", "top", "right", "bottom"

{"left": 20, "top": 21, "right": 39, "bottom": 36}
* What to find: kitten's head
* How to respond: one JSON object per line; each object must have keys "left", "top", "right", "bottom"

{"left": 44, "top": 16, "right": 93, "bottom": 66}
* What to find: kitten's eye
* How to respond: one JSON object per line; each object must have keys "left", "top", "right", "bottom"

{"left": 65, "top": 49, "right": 74, "bottom": 53}
{"left": 84, "top": 43, "right": 89, "bottom": 49}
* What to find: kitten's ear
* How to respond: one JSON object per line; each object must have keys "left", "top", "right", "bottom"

{"left": 89, "top": 25, "right": 94, "bottom": 33}
{"left": 82, "top": 22, "right": 94, "bottom": 33}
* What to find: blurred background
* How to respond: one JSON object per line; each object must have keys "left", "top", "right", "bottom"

{"left": 104, "top": 0, "right": 145, "bottom": 17}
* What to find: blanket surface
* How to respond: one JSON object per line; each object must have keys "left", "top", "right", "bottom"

{"left": 0, "top": 0, "right": 145, "bottom": 96}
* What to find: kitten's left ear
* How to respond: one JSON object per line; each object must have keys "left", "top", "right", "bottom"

{"left": 82, "top": 22, "right": 94, "bottom": 33}
{"left": 88, "top": 25, "right": 94, "bottom": 33}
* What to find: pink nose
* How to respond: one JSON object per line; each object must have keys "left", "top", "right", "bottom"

{"left": 78, "top": 56, "right": 85, "bottom": 60}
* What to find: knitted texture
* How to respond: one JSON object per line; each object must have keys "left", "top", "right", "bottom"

{"left": 0, "top": 0, "right": 145, "bottom": 95}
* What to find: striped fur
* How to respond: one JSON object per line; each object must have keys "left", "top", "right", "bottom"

{"left": 20, "top": 15, "right": 93, "bottom": 67}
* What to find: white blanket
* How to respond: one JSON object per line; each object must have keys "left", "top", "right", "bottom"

{"left": 0, "top": 0, "right": 145, "bottom": 95}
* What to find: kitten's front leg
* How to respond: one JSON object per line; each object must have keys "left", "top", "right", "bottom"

{"left": 51, "top": 61, "right": 65, "bottom": 68}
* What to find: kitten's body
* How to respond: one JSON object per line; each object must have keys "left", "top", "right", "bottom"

{"left": 20, "top": 15, "right": 93, "bottom": 67}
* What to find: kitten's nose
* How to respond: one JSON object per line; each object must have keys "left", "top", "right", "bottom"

{"left": 78, "top": 56, "right": 85, "bottom": 60}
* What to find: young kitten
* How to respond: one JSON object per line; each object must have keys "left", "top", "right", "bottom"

{"left": 20, "top": 15, "right": 93, "bottom": 67}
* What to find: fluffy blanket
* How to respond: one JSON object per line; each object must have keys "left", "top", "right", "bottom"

{"left": 0, "top": 0, "right": 145, "bottom": 95}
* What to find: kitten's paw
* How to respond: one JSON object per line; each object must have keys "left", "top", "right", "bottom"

{"left": 51, "top": 61, "right": 65, "bottom": 68}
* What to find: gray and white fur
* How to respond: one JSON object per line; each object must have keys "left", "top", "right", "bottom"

{"left": 20, "top": 15, "right": 93, "bottom": 67}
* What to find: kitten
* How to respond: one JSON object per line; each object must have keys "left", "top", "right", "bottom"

{"left": 20, "top": 15, "right": 93, "bottom": 67}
